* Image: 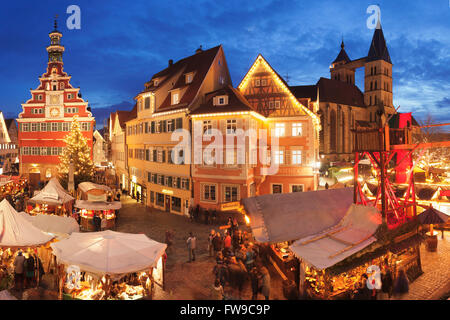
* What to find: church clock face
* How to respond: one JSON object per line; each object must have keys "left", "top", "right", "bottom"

{"left": 50, "top": 107, "right": 60, "bottom": 117}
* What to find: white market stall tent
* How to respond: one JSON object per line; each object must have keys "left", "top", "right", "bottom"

{"left": 19, "top": 212, "right": 79, "bottom": 237}
{"left": 0, "top": 199, "right": 54, "bottom": 248}
{"left": 75, "top": 200, "right": 121, "bottom": 211}
{"left": 51, "top": 230, "right": 167, "bottom": 300}
{"left": 27, "top": 178, "right": 74, "bottom": 216}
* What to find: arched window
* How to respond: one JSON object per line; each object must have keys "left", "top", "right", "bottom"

{"left": 319, "top": 113, "right": 325, "bottom": 152}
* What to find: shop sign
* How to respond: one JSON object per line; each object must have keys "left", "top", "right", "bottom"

{"left": 220, "top": 201, "right": 241, "bottom": 211}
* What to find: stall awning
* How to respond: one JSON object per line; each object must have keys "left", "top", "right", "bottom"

{"left": 289, "top": 204, "right": 381, "bottom": 270}
{"left": 78, "top": 182, "right": 112, "bottom": 194}
{"left": 241, "top": 188, "right": 363, "bottom": 243}
{"left": 19, "top": 212, "right": 79, "bottom": 235}
{"left": 0, "top": 199, "right": 54, "bottom": 248}
{"left": 28, "top": 178, "right": 74, "bottom": 205}
{"left": 75, "top": 200, "right": 121, "bottom": 211}
{"left": 50, "top": 230, "right": 167, "bottom": 276}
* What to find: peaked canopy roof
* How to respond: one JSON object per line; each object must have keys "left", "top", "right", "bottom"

{"left": 51, "top": 230, "right": 167, "bottom": 276}
{"left": 78, "top": 182, "right": 112, "bottom": 194}
{"left": 29, "top": 178, "right": 74, "bottom": 205}
{"left": 290, "top": 204, "right": 381, "bottom": 270}
{"left": 0, "top": 199, "right": 54, "bottom": 248}
{"left": 241, "top": 188, "right": 364, "bottom": 243}
{"left": 367, "top": 25, "right": 392, "bottom": 64}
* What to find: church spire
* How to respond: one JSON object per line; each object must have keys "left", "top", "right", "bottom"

{"left": 332, "top": 38, "right": 350, "bottom": 64}
{"left": 367, "top": 22, "right": 392, "bottom": 64}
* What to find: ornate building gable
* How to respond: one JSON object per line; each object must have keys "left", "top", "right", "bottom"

{"left": 238, "top": 55, "right": 320, "bottom": 129}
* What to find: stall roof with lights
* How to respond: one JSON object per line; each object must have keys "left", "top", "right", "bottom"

{"left": 0, "top": 199, "right": 54, "bottom": 248}
{"left": 50, "top": 230, "right": 167, "bottom": 277}
{"left": 241, "top": 188, "right": 364, "bottom": 243}
{"left": 28, "top": 177, "right": 74, "bottom": 205}
{"left": 78, "top": 182, "right": 112, "bottom": 194}
{"left": 289, "top": 204, "right": 381, "bottom": 270}
{"left": 75, "top": 200, "right": 121, "bottom": 211}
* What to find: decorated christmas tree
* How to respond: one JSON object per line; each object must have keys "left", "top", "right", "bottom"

{"left": 58, "top": 116, "right": 94, "bottom": 187}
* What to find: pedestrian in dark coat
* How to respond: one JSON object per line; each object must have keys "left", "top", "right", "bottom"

{"left": 204, "top": 209, "right": 210, "bottom": 225}
{"left": 249, "top": 267, "right": 259, "bottom": 300}
{"left": 212, "top": 233, "right": 223, "bottom": 257}
{"left": 381, "top": 268, "right": 394, "bottom": 299}
{"left": 392, "top": 269, "right": 409, "bottom": 298}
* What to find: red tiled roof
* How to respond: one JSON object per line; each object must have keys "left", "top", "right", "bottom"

{"left": 150, "top": 45, "right": 222, "bottom": 113}
{"left": 190, "top": 85, "right": 256, "bottom": 115}
{"left": 116, "top": 104, "right": 137, "bottom": 128}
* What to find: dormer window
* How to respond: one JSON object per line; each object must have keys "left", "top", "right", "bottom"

{"left": 60, "top": 83, "right": 65, "bottom": 90}
{"left": 171, "top": 92, "right": 179, "bottom": 105}
{"left": 213, "top": 95, "right": 228, "bottom": 106}
{"left": 185, "top": 73, "right": 193, "bottom": 84}
{"left": 67, "top": 93, "right": 73, "bottom": 99}
{"left": 154, "top": 79, "right": 159, "bottom": 86}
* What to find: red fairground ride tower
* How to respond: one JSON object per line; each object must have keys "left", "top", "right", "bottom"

{"left": 353, "top": 113, "right": 450, "bottom": 229}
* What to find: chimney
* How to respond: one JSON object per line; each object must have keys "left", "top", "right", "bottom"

{"left": 195, "top": 45, "right": 203, "bottom": 54}
{"left": 168, "top": 59, "right": 173, "bottom": 67}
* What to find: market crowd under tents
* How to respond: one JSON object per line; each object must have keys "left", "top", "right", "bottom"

{"left": 51, "top": 230, "right": 167, "bottom": 300}
{"left": 241, "top": 188, "right": 424, "bottom": 299}
{"left": 27, "top": 178, "right": 74, "bottom": 216}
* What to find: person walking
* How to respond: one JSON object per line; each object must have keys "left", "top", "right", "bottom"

{"left": 208, "top": 230, "right": 216, "bottom": 257}
{"left": 24, "top": 252, "right": 36, "bottom": 288}
{"left": 165, "top": 230, "right": 174, "bottom": 253}
{"left": 186, "top": 232, "right": 197, "bottom": 262}
{"left": 245, "top": 244, "right": 256, "bottom": 271}
{"left": 13, "top": 251, "right": 25, "bottom": 291}
{"left": 380, "top": 265, "right": 394, "bottom": 300}
{"left": 392, "top": 269, "right": 409, "bottom": 299}
{"left": 232, "top": 230, "right": 241, "bottom": 252}
{"left": 224, "top": 231, "right": 232, "bottom": 252}
{"left": 249, "top": 267, "right": 260, "bottom": 300}
{"left": 210, "top": 278, "right": 224, "bottom": 300}
{"left": 259, "top": 266, "right": 271, "bottom": 300}
{"left": 212, "top": 232, "right": 223, "bottom": 258}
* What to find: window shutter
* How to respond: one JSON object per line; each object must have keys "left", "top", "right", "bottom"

{"left": 220, "top": 119, "right": 226, "bottom": 135}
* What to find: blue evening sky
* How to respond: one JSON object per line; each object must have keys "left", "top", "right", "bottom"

{"left": 0, "top": 0, "right": 449, "bottom": 128}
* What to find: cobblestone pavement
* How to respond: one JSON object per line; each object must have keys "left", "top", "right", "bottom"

{"left": 116, "top": 196, "right": 286, "bottom": 300}
{"left": 400, "top": 230, "right": 450, "bottom": 300}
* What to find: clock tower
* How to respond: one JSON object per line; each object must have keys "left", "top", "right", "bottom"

{"left": 17, "top": 18, "right": 95, "bottom": 187}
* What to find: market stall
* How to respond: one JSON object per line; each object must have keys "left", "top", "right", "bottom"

{"left": 50, "top": 230, "right": 167, "bottom": 300}
{"left": 27, "top": 178, "right": 74, "bottom": 216}
{"left": 289, "top": 205, "right": 423, "bottom": 299}
{"left": 241, "top": 188, "right": 360, "bottom": 286}
{"left": 0, "top": 199, "right": 55, "bottom": 289}
{"left": 74, "top": 200, "right": 121, "bottom": 231}
{"left": 77, "top": 182, "right": 112, "bottom": 201}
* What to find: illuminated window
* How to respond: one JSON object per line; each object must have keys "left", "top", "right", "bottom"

{"left": 261, "top": 79, "right": 267, "bottom": 86}
{"left": 292, "top": 123, "right": 303, "bottom": 136}
{"left": 186, "top": 73, "right": 193, "bottom": 84}
{"left": 203, "top": 120, "right": 212, "bottom": 135}
{"left": 274, "top": 123, "right": 285, "bottom": 137}
{"left": 171, "top": 92, "right": 179, "bottom": 105}
{"left": 254, "top": 79, "right": 260, "bottom": 87}
{"left": 226, "top": 119, "right": 237, "bottom": 134}
{"left": 291, "top": 185, "right": 304, "bottom": 192}
{"left": 274, "top": 150, "right": 284, "bottom": 164}
{"left": 292, "top": 150, "right": 302, "bottom": 164}
{"left": 224, "top": 186, "right": 239, "bottom": 202}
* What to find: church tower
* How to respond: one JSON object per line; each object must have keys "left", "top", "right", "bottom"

{"left": 364, "top": 21, "right": 393, "bottom": 109}
{"left": 330, "top": 40, "right": 355, "bottom": 85}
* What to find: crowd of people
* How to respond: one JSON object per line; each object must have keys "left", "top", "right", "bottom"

{"left": 206, "top": 218, "right": 271, "bottom": 300}
{"left": 189, "top": 205, "right": 218, "bottom": 225}
{"left": 8, "top": 249, "right": 45, "bottom": 292}
{"left": 350, "top": 259, "right": 410, "bottom": 300}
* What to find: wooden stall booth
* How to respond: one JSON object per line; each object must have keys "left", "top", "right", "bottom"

{"left": 75, "top": 200, "right": 121, "bottom": 231}
{"left": 77, "top": 182, "right": 112, "bottom": 201}
{"left": 51, "top": 230, "right": 167, "bottom": 300}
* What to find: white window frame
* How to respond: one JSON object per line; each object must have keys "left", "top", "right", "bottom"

{"left": 203, "top": 120, "right": 212, "bottom": 135}
{"left": 274, "top": 150, "right": 284, "bottom": 164}
{"left": 274, "top": 123, "right": 285, "bottom": 137}
{"left": 201, "top": 183, "right": 217, "bottom": 203}
{"left": 292, "top": 123, "right": 303, "bottom": 136}
{"left": 292, "top": 150, "right": 302, "bottom": 165}
{"left": 254, "top": 79, "right": 260, "bottom": 87}
{"left": 271, "top": 184, "right": 283, "bottom": 194}
{"left": 223, "top": 185, "right": 239, "bottom": 203}
{"left": 261, "top": 79, "right": 267, "bottom": 86}
{"left": 171, "top": 92, "right": 179, "bottom": 105}
{"left": 226, "top": 119, "right": 237, "bottom": 135}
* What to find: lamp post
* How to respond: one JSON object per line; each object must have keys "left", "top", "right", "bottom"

{"left": 68, "top": 156, "right": 74, "bottom": 195}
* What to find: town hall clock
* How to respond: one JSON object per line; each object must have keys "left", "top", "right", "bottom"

{"left": 50, "top": 107, "right": 60, "bottom": 117}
